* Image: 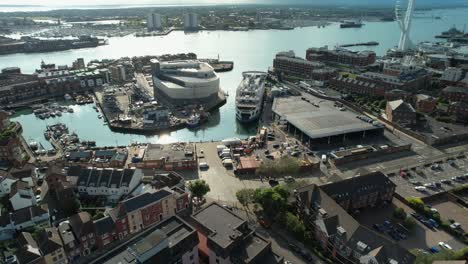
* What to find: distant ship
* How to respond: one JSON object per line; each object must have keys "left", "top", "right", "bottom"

{"left": 235, "top": 71, "right": 267, "bottom": 123}
{"left": 340, "top": 20, "right": 364, "bottom": 28}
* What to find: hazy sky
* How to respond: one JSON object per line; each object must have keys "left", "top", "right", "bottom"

{"left": 3, "top": 0, "right": 250, "bottom": 6}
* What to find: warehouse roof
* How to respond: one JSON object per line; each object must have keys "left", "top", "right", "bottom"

{"left": 272, "top": 96, "right": 382, "bottom": 139}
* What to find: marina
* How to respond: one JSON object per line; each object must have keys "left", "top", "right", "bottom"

{"left": 5, "top": 8, "right": 468, "bottom": 148}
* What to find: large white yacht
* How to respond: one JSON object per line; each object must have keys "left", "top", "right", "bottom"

{"left": 235, "top": 71, "right": 267, "bottom": 123}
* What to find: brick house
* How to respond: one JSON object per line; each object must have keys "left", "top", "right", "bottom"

{"left": 447, "top": 101, "right": 468, "bottom": 122}
{"left": 442, "top": 86, "right": 468, "bottom": 102}
{"left": 414, "top": 94, "right": 437, "bottom": 113}
{"left": 386, "top": 99, "right": 416, "bottom": 126}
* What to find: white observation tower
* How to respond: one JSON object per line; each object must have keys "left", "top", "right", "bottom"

{"left": 395, "top": 0, "right": 416, "bottom": 51}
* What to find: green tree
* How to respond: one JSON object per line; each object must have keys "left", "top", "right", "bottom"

{"left": 285, "top": 212, "right": 306, "bottom": 241}
{"left": 188, "top": 180, "right": 211, "bottom": 201}
{"left": 236, "top": 189, "right": 255, "bottom": 208}
{"left": 253, "top": 185, "right": 289, "bottom": 217}
{"left": 62, "top": 199, "right": 80, "bottom": 217}
{"left": 403, "top": 217, "right": 416, "bottom": 231}
{"left": 393, "top": 207, "right": 407, "bottom": 220}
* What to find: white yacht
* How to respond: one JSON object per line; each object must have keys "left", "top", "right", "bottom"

{"left": 235, "top": 71, "right": 267, "bottom": 123}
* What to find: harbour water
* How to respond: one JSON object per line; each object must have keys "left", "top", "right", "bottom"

{"left": 4, "top": 8, "right": 467, "bottom": 148}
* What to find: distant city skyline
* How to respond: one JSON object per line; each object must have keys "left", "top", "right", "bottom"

{"left": 2, "top": 0, "right": 466, "bottom": 7}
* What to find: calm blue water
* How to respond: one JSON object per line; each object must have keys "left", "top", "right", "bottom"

{"left": 4, "top": 8, "right": 468, "bottom": 148}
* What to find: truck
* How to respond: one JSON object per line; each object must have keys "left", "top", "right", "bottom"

{"left": 321, "top": 154, "right": 327, "bottom": 163}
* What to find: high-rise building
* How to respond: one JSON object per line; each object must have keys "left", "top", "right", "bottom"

{"left": 184, "top": 13, "right": 199, "bottom": 30}
{"left": 147, "top": 13, "right": 163, "bottom": 31}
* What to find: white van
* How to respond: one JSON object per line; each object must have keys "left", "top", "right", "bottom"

{"left": 321, "top": 154, "right": 327, "bottom": 163}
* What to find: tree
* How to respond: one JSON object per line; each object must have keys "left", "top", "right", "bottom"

{"left": 188, "top": 180, "right": 211, "bottom": 201}
{"left": 253, "top": 185, "right": 289, "bottom": 217}
{"left": 236, "top": 189, "right": 255, "bottom": 208}
{"left": 393, "top": 207, "right": 407, "bottom": 220}
{"left": 403, "top": 217, "right": 416, "bottom": 231}
{"left": 285, "top": 212, "right": 306, "bottom": 241}
{"left": 62, "top": 199, "right": 80, "bottom": 217}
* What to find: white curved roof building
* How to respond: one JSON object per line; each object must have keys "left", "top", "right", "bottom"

{"left": 151, "top": 59, "right": 220, "bottom": 102}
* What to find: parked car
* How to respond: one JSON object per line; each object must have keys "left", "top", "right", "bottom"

{"left": 266, "top": 154, "right": 275, "bottom": 160}
{"left": 438, "top": 242, "right": 452, "bottom": 250}
{"left": 299, "top": 250, "right": 314, "bottom": 262}
{"left": 199, "top": 162, "right": 209, "bottom": 169}
{"left": 269, "top": 179, "right": 279, "bottom": 187}
{"left": 284, "top": 176, "right": 295, "bottom": 183}
{"left": 288, "top": 243, "right": 300, "bottom": 253}
{"left": 272, "top": 144, "right": 280, "bottom": 148}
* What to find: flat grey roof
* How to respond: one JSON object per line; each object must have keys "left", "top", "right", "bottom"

{"left": 272, "top": 96, "right": 382, "bottom": 139}
{"left": 192, "top": 203, "right": 245, "bottom": 249}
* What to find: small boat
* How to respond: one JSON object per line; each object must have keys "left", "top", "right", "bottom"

{"left": 56, "top": 111, "right": 62, "bottom": 116}
{"left": 68, "top": 108, "right": 74, "bottom": 113}
{"left": 98, "top": 115, "right": 103, "bottom": 119}
{"left": 29, "top": 141, "right": 38, "bottom": 151}
{"left": 64, "top": 94, "right": 72, "bottom": 100}
{"left": 50, "top": 112, "right": 56, "bottom": 117}
{"left": 186, "top": 114, "right": 200, "bottom": 128}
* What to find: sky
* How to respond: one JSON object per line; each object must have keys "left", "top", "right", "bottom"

{"left": 1, "top": 0, "right": 466, "bottom": 7}
{"left": 3, "top": 0, "right": 250, "bottom": 6}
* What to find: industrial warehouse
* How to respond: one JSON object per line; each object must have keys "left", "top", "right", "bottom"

{"left": 271, "top": 96, "right": 385, "bottom": 147}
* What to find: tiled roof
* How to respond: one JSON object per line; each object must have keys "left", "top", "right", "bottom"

{"left": 121, "top": 189, "right": 172, "bottom": 214}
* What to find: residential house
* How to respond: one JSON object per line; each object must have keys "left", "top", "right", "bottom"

{"left": 11, "top": 205, "right": 50, "bottom": 230}
{"left": 93, "top": 216, "right": 117, "bottom": 249}
{"left": 9, "top": 180, "right": 37, "bottom": 210}
{"left": 447, "top": 101, "right": 468, "bottom": 122}
{"left": 294, "top": 183, "right": 415, "bottom": 264}
{"left": 386, "top": 99, "right": 416, "bottom": 126}
{"left": 442, "top": 86, "right": 468, "bottom": 102}
{"left": 0, "top": 172, "right": 17, "bottom": 198}
{"left": 191, "top": 202, "right": 284, "bottom": 264}
{"left": 91, "top": 216, "right": 199, "bottom": 264}
{"left": 67, "top": 212, "right": 97, "bottom": 256}
{"left": 75, "top": 167, "right": 143, "bottom": 202}
{"left": 319, "top": 172, "right": 396, "bottom": 213}
{"left": 414, "top": 94, "right": 437, "bottom": 113}
{"left": 0, "top": 205, "right": 49, "bottom": 241}
{"left": 15, "top": 228, "right": 68, "bottom": 264}
{"left": 108, "top": 187, "right": 189, "bottom": 239}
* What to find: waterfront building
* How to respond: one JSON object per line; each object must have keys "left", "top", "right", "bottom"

{"left": 273, "top": 50, "right": 324, "bottom": 79}
{"left": 92, "top": 216, "right": 199, "bottom": 264}
{"left": 72, "top": 58, "right": 86, "bottom": 70}
{"left": 137, "top": 143, "right": 196, "bottom": 170}
{"left": 306, "top": 46, "right": 376, "bottom": 67}
{"left": 385, "top": 99, "right": 416, "bottom": 126}
{"left": 294, "top": 179, "right": 415, "bottom": 264}
{"left": 0, "top": 70, "right": 46, "bottom": 105}
{"left": 439, "top": 67, "right": 464, "bottom": 84}
{"left": 147, "top": 13, "right": 163, "bottom": 31}
{"left": 358, "top": 67, "right": 431, "bottom": 92}
{"left": 271, "top": 96, "right": 384, "bottom": 147}
{"left": 109, "top": 61, "right": 134, "bottom": 83}
{"left": 150, "top": 59, "right": 220, "bottom": 104}
{"left": 184, "top": 13, "right": 199, "bottom": 30}
{"left": 191, "top": 202, "right": 283, "bottom": 264}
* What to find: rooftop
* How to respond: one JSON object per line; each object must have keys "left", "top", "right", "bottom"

{"left": 272, "top": 96, "right": 381, "bottom": 139}
{"left": 143, "top": 143, "right": 195, "bottom": 162}
{"left": 192, "top": 202, "right": 246, "bottom": 249}
{"left": 95, "top": 216, "right": 198, "bottom": 264}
